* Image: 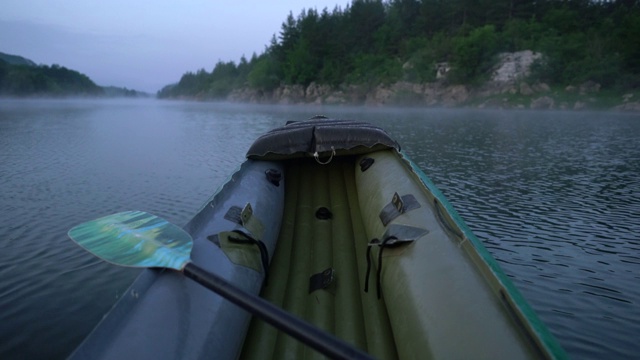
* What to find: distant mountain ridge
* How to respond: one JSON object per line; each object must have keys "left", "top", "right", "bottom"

{"left": 0, "top": 51, "right": 103, "bottom": 96}
{"left": 0, "top": 52, "right": 36, "bottom": 66}
{"left": 0, "top": 51, "right": 148, "bottom": 97}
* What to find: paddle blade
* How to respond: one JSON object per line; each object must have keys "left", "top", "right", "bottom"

{"left": 68, "top": 211, "right": 192, "bottom": 270}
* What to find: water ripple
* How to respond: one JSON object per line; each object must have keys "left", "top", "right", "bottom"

{"left": 391, "top": 110, "right": 640, "bottom": 359}
{"left": 1, "top": 102, "right": 639, "bottom": 359}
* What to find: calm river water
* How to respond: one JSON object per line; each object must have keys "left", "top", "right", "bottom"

{"left": 1, "top": 99, "right": 638, "bottom": 359}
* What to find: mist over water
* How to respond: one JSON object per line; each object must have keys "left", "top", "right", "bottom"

{"left": 1, "top": 99, "right": 638, "bottom": 359}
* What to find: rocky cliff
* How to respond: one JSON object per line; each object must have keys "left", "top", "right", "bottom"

{"left": 227, "top": 50, "right": 638, "bottom": 111}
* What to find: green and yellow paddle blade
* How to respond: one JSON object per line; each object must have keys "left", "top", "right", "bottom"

{"left": 68, "top": 210, "right": 192, "bottom": 270}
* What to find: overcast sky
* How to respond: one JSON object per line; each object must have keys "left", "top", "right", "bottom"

{"left": 1, "top": 1, "right": 351, "bottom": 93}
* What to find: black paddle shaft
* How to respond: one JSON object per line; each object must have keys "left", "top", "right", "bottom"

{"left": 183, "top": 262, "right": 375, "bottom": 360}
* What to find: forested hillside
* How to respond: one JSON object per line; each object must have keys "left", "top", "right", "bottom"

{"left": 158, "top": 0, "right": 640, "bottom": 108}
{"left": 0, "top": 52, "right": 36, "bottom": 67}
{"left": 0, "top": 54, "right": 104, "bottom": 97}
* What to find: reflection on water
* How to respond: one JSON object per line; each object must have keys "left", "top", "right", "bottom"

{"left": 1, "top": 100, "right": 638, "bottom": 359}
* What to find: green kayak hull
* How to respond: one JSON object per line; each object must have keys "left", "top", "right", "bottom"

{"left": 70, "top": 118, "right": 566, "bottom": 359}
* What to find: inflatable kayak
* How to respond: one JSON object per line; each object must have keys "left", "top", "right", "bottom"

{"left": 70, "top": 117, "right": 566, "bottom": 359}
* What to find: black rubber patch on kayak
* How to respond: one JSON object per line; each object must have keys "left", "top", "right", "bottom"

{"left": 315, "top": 207, "right": 332, "bottom": 220}
{"left": 379, "top": 193, "right": 420, "bottom": 226}
{"left": 206, "top": 234, "right": 220, "bottom": 246}
{"left": 265, "top": 169, "right": 282, "bottom": 186}
{"left": 359, "top": 157, "right": 374, "bottom": 172}
{"left": 224, "top": 206, "right": 243, "bottom": 224}
{"left": 309, "top": 268, "right": 335, "bottom": 293}
{"left": 382, "top": 224, "right": 429, "bottom": 243}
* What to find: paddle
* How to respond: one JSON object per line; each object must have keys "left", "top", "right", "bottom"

{"left": 68, "top": 210, "right": 373, "bottom": 360}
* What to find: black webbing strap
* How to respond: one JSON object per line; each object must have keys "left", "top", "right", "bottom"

{"left": 364, "top": 236, "right": 398, "bottom": 299}
{"left": 228, "top": 230, "right": 270, "bottom": 287}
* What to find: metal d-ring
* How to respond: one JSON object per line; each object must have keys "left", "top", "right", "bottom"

{"left": 314, "top": 146, "right": 336, "bottom": 165}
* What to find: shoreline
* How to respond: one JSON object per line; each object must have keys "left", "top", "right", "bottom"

{"left": 4, "top": 89, "right": 639, "bottom": 113}
{"left": 171, "top": 80, "right": 640, "bottom": 113}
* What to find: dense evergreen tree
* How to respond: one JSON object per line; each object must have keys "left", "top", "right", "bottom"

{"left": 450, "top": 25, "right": 499, "bottom": 83}
{"left": 159, "top": 0, "right": 640, "bottom": 99}
{"left": 248, "top": 51, "right": 282, "bottom": 91}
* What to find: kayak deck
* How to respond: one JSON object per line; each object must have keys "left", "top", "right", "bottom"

{"left": 240, "top": 157, "right": 397, "bottom": 359}
{"left": 239, "top": 151, "right": 544, "bottom": 359}
{"left": 69, "top": 118, "right": 565, "bottom": 360}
